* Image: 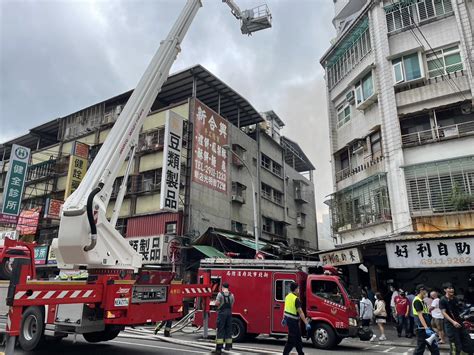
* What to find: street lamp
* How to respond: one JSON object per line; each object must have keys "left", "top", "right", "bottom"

{"left": 223, "top": 144, "right": 260, "bottom": 257}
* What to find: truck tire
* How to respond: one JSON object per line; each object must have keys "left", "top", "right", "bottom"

{"left": 311, "top": 323, "right": 337, "bottom": 349}
{"left": 231, "top": 318, "right": 246, "bottom": 343}
{"left": 19, "top": 306, "right": 45, "bottom": 351}
{"left": 0, "top": 258, "right": 13, "bottom": 280}
{"left": 83, "top": 326, "right": 122, "bottom": 343}
{"left": 246, "top": 333, "right": 259, "bottom": 340}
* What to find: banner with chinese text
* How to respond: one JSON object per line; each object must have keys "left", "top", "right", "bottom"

{"left": 191, "top": 99, "right": 228, "bottom": 194}
{"left": 320, "top": 247, "right": 361, "bottom": 266}
{"left": 16, "top": 207, "right": 41, "bottom": 235}
{"left": 160, "top": 111, "right": 184, "bottom": 211}
{"left": 1, "top": 144, "right": 30, "bottom": 219}
{"left": 44, "top": 198, "right": 64, "bottom": 219}
{"left": 128, "top": 235, "right": 165, "bottom": 264}
{"left": 34, "top": 245, "right": 49, "bottom": 265}
{"left": 386, "top": 237, "right": 473, "bottom": 268}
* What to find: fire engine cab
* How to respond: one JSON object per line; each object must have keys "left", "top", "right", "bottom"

{"left": 194, "top": 258, "right": 360, "bottom": 350}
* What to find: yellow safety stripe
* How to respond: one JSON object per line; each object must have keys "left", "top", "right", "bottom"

{"left": 216, "top": 338, "right": 224, "bottom": 344}
{"left": 225, "top": 339, "right": 232, "bottom": 344}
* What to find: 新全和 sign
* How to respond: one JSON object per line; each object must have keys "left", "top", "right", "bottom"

{"left": 386, "top": 237, "right": 473, "bottom": 268}
{"left": 160, "top": 111, "right": 184, "bottom": 212}
{"left": 1, "top": 144, "right": 30, "bottom": 219}
{"left": 191, "top": 99, "right": 228, "bottom": 194}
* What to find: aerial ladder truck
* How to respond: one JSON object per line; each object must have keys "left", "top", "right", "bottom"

{"left": 1, "top": 1, "right": 271, "bottom": 353}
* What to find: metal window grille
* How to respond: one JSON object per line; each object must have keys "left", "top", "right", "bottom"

{"left": 404, "top": 156, "right": 474, "bottom": 215}
{"left": 27, "top": 159, "right": 57, "bottom": 182}
{"left": 426, "top": 45, "right": 463, "bottom": 78}
{"left": 385, "top": 0, "right": 453, "bottom": 34}
{"left": 326, "top": 17, "right": 371, "bottom": 89}
{"left": 261, "top": 154, "right": 271, "bottom": 170}
{"left": 330, "top": 174, "right": 391, "bottom": 232}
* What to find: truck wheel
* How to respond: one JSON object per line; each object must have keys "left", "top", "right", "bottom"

{"left": 19, "top": 306, "right": 45, "bottom": 351}
{"left": 0, "top": 258, "right": 13, "bottom": 280}
{"left": 83, "top": 331, "right": 104, "bottom": 343}
{"left": 231, "top": 318, "right": 246, "bottom": 343}
{"left": 83, "top": 326, "right": 122, "bottom": 343}
{"left": 311, "top": 323, "right": 337, "bottom": 349}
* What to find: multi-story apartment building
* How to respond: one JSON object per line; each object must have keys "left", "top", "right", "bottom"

{"left": 0, "top": 65, "right": 317, "bottom": 270}
{"left": 321, "top": 0, "right": 474, "bottom": 292}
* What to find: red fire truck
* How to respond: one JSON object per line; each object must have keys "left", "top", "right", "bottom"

{"left": 2, "top": 1, "right": 273, "bottom": 353}
{"left": 194, "top": 258, "right": 360, "bottom": 350}
{"left": 0, "top": 237, "right": 35, "bottom": 280}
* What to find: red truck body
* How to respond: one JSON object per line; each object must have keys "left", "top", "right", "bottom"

{"left": 194, "top": 259, "right": 359, "bottom": 350}
{"left": 0, "top": 237, "right": 35, "bottom": 280}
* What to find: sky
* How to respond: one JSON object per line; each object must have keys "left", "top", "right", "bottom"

{"left": 0, "top": 0, "right": 336, "bottom": 243}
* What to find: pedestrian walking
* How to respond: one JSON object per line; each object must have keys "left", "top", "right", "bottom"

{"left": 360, "top": 290, "right": 376, "bottom": 342}
{"left": 283, "top": 282, "right": 311, "bottom": 355}
{"left": 440, "top": 282, "right": 474, "bottom": 355}
{"left": 214, "top": 282, "right": 234, "bottom": 354}
{"left": 389, "top": 285, "right": 399, "bottom": 321}
{"left": 407, "top": 289, "right": 416, "bottom": 338}
{"left": 373, "top": 292, "right": 387, "bottom": 341}
{"left": 394, "top": 289, "right": 410, "bottom": 337}
{"left": 412, "top": 284, "right": 440, "bottom": 355}
{"left": 429, "top": 291, "right": 445, "bottom": 344}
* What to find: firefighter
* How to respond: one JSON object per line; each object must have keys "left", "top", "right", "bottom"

{"left": 283, "top": 282, "right": 311, "bottom": 355}
{"left": 214, "top": 282, "right": 234, "bottom": 354}
{"left": 154, "top": 319, "right": 172, "bottom": 337}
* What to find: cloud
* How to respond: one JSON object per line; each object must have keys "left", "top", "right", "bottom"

{"left": 0, "top": 0, "right": 335, "bottom": 224}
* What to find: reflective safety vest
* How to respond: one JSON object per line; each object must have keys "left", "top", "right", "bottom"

{"left": 412, "top": 295, "right": 429, "bottom": 317}
{"left": 284, "top": 292, "right": 299, "bottom": 319}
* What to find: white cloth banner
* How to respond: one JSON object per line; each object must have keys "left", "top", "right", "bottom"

{"left": 160, "top": 111, "right": 184, "bottom": 211}
{"left": 386, "top": 237, "right": 473, "bottom": 268}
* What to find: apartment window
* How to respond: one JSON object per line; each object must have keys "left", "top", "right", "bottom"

{"left": 337, "top": 104, "right": 351, "bottom": 128}
{"left": 297, "top": 212, "right": 306, "bottom": 228}
{"left": 273, "top": 190, "right": 283, "bottom": 205}
{"left": 404, "top": 156, "right": 474, "bottom": 214}
{"left": 261, "top": 154, "right": 271, "bottom": 170}
{"left": 326, "top": 18, "right": 371, "bottom": 89}
{"left": 262, "top": 217, "right": 272, "bottom": 233}
{"left": 426, "top": 45, "right": 463, "bottom": 78}
{"left": 370, "top": 131, "right": 382, "bottom": 157}
{"left": 165, "top": 221, "right": 177, "bottom": 235}
{"left": 392, "top": 53, "right": 422, "bottom": 84}
{"left": 355, "top": 72, "right": 375, "bottom": 107}
{"left": 385, "top": 0, "right": 453, "bottom": 33}
{"left": 272, "top": 162, "right": 282, "bottom": 177}
{"left": 274, "top": 221, "right": 285, "bottom": 237}
{"left": 231, "top": 220, "right": 247, "bottom": 234}
{"left": 261, "top": 183, "right": 272, "bottom": 200}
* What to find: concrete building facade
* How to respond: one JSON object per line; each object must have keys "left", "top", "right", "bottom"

{"left": 0, "top": 65, "right": 317, "bottom": 270}
{"left": 321, "top": 0, "right": 474, "bottom": 292}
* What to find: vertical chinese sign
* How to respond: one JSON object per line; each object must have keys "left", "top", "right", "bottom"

{"left": 160, "top": 111, "right": 184, "bottom": 212}
{"left": 64, "top": 142, "right": 89, "bottom": 199}
{"left": 191, "top": 99, "right": 228, "bottom": 193}
{"left": 1, "top": 144, "right": 30, "bottom": 224}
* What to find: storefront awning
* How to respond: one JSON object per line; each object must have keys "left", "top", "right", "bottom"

{"left": 193, "top": 245, "right": 228, "bottom": 258}
{"left": 215, "top": 232, "right": 276, "bottom": 257}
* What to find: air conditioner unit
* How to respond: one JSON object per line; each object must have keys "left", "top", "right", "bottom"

{"left": 231, "top": 194, "right": 245, "bottom": 203}
{"left": 351, "top": 141, "right": 365, "bottom": 154}
{"left": 346, "top": 90, "right": 355, "bottom": 104}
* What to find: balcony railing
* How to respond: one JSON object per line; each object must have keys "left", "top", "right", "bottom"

{"left": 402, "top": 120, "right": 474, "bottom": 147}
{"left": 395, "top": 69, "right": 466, "bottom": 94}
{"left": 335, "top": 155, "right": 385, "bottom": 183}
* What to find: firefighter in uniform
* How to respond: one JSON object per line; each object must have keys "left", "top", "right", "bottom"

{"left": 214, "top": 282, "right": 234, "bottom": 354}
{"left": 283, "top": 282, "right": 311, "bottom": 355}
{"left": 154, "top": 319, "right": 172, "bottom": 337}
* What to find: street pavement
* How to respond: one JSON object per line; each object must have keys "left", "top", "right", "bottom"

{"left": 1, "top": 325, "right": 451, "bottom": 355}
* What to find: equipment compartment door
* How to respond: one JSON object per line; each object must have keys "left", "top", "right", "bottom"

{"left": 271, "top": 272, "right": 297, "bottom": 333}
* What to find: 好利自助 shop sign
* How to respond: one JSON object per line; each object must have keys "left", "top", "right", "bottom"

{"left": 386, "top": 237, "right": 472, "bottom": 268}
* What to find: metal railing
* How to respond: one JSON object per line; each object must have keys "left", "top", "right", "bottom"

{"left": 402, "top": 120, "right": 474, "bottom": 147}
{"left": 335, "top": 156, "right": 384, "bottom": 183}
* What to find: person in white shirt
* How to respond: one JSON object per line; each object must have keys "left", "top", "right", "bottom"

{"left": 374, "top": 292, "right": 388, "bottom": 341}
{"left": 429, "top": 291, "right": 445, "bottom": 344}
{"left": 360, "top": 290, "right": 377, "bottom": 342}
{"left": 390, "top": 285, "right": 399, "bottom": 321}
